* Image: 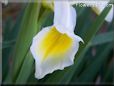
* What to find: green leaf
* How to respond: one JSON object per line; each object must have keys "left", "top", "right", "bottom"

{"left": 65, "top": 6, "right": 112, "bottom": 84}
{"left": 12, "top": 3, "right": 41, "bottom": 81}
{"left": 90, "top": 31, "right": 114, "bottom": 46}
{"left": 103, "top": 62, "right": 113, "bottom": 82}
{"left": 77, "top": 44, "right": 112, "bottom": 82}
{"left": 83, "top": 6, "right": 112, "bottom": 44}
{"left": 37, "top": 9, "right": 53, "bottom": 32}
{"left": 2, "top": 8, "right": 27, "bottom": 82}
{"left": 75, "top": 7, "right": 92, "bottom": 35}
{"left": 15, "top": 52, "right": 34, "bottom": 84}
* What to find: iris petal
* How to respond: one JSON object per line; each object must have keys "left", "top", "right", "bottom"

{"left": 31, "top": 26, "right": 82, "bottom": 79}
{"left": 54, "top": 1, "right": 76, "bottom": 32}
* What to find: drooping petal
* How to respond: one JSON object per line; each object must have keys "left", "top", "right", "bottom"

{"left": 54, "top": 1, "right": 76, "bottom": 33}
{"left": 30, "top": 26, "right": 82, "bottom": 79}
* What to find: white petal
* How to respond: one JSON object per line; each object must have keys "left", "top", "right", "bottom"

{"left": 88, "top": 1, "right": 113, "bottom": 22}
{"left": 30, "top": 26, "right": 53, "bottom": 64}
{"left": 105, "top": 5, "right": 113, "bottom": 22}
{"left": 54, "top": 1, "right": 76, "bottom": 33}
{"left": 54, "top": 25, "right": 84, "bottom": 43}
{"left": 30, "top": 26, "right": 83, "bottom": 79}
{"left": 94, "top": 1, "right": 113, "bottom": 22}
{"left": 69, "top": 1, "right": 113, "bottom": 22}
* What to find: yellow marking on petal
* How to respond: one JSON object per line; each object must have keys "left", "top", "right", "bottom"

{"left": 39, "top": 27, "right": 73, "bottom": 61}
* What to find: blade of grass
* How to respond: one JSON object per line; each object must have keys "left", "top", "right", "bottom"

{"left": 12, "top": 3, "right": 41, "bottom": 81}
{"left": 15, "top": 52, "right": 34, "bottom": 84}
{"left": 77, "top": 44, "right": 112, "bottom": 82}
{"left": 103, "top": 61, "right": 113, "bottom": 82}
{"left": 37, "top": 9, "right": 53, "bottom": 32}
{"left": 2, "top": 8, "right": 26, "bottom": 82}
{"left": 83, "top": 6, "right": 112, "bottom": 44}
{"left": 70, "top": 43, "right": 112, "bottom": 83}
{"left": 75, "top": 7, "right": 92, "bottom": 35}
{"left": 90, "top": 31, "right": 114, "bottom": 46}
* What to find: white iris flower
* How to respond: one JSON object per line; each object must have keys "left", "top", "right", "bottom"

{"left": 30, "top": 1, "right": 83, "bottom": 79}
{"left": 70, "top": 1, "right": 113, "bottom": 22}
{"left": 91, "top": 1, "right": 113, "bottom": 22}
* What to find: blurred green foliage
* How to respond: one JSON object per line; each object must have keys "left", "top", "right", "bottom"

{"left": 2, "top": 2, "right": 114, "bottom": 85}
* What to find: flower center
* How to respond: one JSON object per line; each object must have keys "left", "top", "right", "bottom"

{"left": 39, "top": 27, "right": 73, "bottom": 60}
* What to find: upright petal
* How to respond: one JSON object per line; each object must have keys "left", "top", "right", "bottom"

{"left": 54, "top": 1, "right": 76, "bottom": 33}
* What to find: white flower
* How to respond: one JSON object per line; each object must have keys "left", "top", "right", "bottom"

{"left": 70, "top": 1, "right": 113, "bottom": 22}
{"left": 91, "top": 1, "right": 113, "bottom": 22}
{"left": 30, "top": 1, "right": 83, "bottom": 79}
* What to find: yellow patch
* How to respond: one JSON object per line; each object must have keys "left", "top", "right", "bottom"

{"left": 39, "top": 27, "right": 73, "bottom": 60}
